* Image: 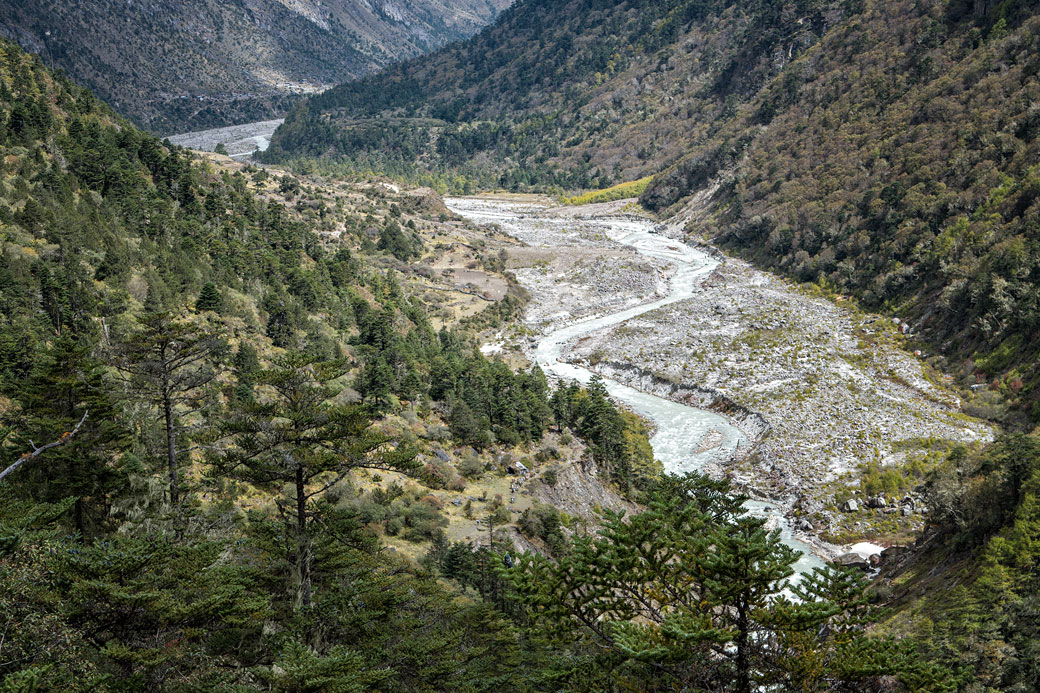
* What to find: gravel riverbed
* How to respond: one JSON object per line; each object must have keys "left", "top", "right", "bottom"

{"left": 456, "top": 195, "right": 993, "bottom": 546}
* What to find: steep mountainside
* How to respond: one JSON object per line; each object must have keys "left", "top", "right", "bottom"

{"left": 0, "top": 0, "right": 511, "bottom": 133}
{"left": 263, "top": 0, "right": 852, "bottom": 188}
{"left": 877, "top": 433, "right": 1040, "bottom": 692}
{"left": 646, "top": 0, "right": 1040, "bottom": 423}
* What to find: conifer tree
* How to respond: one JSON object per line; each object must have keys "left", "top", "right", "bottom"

{"left": 3, "top": 335, "right": 126, "bottom": 537}
{"left": 377, "top": 221, "right": 421, "bottom": 261}
{"left": 504, "top": 473, "right": 947, "bottom": 691}
{"left": 215, "top": 355, "right": 417, "bottom": 609}
{"left": 195, "top": 281, "right": 222, "bottom": 313}
{"left": 111, "top": 313, "right": 224, "bottom": 507}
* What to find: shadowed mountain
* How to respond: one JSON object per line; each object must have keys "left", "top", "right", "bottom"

{"left": 0, "top": 0, "right": 511, "bottom": 132}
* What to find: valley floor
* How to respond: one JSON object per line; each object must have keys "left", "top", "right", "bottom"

{"left": 464, "top": 196, "right": 993, "bottom": 547}
{"left": 166, "top": 119, "right": 284, "bottom": 159}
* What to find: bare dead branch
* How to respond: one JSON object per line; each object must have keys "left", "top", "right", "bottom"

{"left": 0, "top": 411, "right": 88, "bottom": 484}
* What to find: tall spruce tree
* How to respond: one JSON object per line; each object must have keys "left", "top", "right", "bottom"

{"left": 111, "top": 313, "right": 224, "bottom": 507}
{"left": 215, "top": 355, "right": 417, "bottom": 609}
{"left": 194, "top": 281, "right": 222, "bottom": 313}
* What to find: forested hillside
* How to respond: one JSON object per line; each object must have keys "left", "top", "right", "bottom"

{"left": 0, "top": 38, "right": 951, "bottom": 690}
{"left": 262, "top": 0, "right": 852, "bottom": 189}
{"left": 649, "top": 0, "right": 1040, "bottom": 424}
{"left": 0, "top": 0, "right": 512, "bottom": 133}
{"left": 879, "top": 434, "right": 1040, "bottom": 691}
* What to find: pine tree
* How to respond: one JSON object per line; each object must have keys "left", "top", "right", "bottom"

{"left": 232, "top": 342, "right": 260, "bottom": 402}
{"left": 699, "top": 517, "right": 799, "bottom": 693}
{"left": 504, "top": 473, "right": 946, "bottom": 690}
{"left": 356, "top": 353, "right": 394, "bottom": 411}
{"left": 377, "top": 221, "right": 421, "bottom": 261}
{"left": 3, "top": 335, "right": 127, "bottom": 537}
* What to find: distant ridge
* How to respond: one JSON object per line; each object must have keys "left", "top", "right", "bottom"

{"left": 0, "top": 0, "right": 511, "bottom": 132}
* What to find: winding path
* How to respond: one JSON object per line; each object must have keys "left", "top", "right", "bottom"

{"left": 447, "top": 197, "right": 827, "bottom": 574}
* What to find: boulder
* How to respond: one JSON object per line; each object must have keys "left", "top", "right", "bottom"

{"left": 842, "top": 499, "right": 859, "bottom": 513}
{"left": 877, "top": 545, "right": 911, "bottom": 567}
{"left": 866, "top": 495, "right": 887, "bottom": 509}
{"left": 834, "top": 552, "right": 870, "bottom": 571}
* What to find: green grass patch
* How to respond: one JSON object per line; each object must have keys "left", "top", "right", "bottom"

{"left": 564, "top": 176, "right": 653, "bottom": 206}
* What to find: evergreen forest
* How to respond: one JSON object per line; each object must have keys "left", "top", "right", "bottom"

{"left": 1, "top": 0, "right": 1039, "bottom": 687}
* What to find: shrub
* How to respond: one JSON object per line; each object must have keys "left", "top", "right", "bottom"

{"left": 421, "top": 460, "right": 465, "bottom": 491}
{"left": 420, "top": 494, "right": 444, "bottom": 510}
{"left": 403, "top": 508, "right": 448, "bottom": 541}
{"left": 458, "top": 454, "right": 484, "bottom": 480}
{"left": 490, "top": 506, "right": 512, "bottom": 525}
{"left": 564, "top": 177, "right": 653, "bottom": 206}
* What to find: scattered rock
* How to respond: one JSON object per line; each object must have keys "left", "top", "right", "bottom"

{"left": 796, "top": 495, "right": 824, "bottom": 515}
{"left": 842, "top": 499, "right": 859, "bottom": 513}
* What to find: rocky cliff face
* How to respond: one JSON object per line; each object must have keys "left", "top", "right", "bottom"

{"left": 0, "top": 0, "right": 511, "bottom": 132}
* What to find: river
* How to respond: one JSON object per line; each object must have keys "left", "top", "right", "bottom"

{"left": 446, "top": 196, "right": 827, "bottom": 575}
{"left": 166, "top": 119, "right": 284, "bottom": 160}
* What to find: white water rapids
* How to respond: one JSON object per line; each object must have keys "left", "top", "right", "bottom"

{"left": 447, "top": 197, "right": 826, "bottom": 575}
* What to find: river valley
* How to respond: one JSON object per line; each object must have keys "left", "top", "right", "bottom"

{"left": 446, "top": 195, "right": 993, "bottom": 569}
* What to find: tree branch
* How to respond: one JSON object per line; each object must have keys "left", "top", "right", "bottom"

{"left": 0, "top": 411, "right": 88, "bottom": 483}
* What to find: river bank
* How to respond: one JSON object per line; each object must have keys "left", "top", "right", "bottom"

{"left": 166, "top": 119, "right": 283, "bottom": 159}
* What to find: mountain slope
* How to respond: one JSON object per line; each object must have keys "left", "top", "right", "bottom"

{"left": 262, "top": 0, "right": 851, "bottom": 189}
{"left": 644, "top": 0, "right": 1040, "bottom": 423}
{"left": 0, "top": 0, "right": 511, "bottom": 133}
{"left": 878, "top": 433, "right": 1040, "bottom": 691}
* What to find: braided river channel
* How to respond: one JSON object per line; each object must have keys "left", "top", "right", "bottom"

{"left": 447, "top": 197, "right": 826, "bottom": 576}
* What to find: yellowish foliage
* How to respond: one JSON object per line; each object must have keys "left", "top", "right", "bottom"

{"left": 564, "top": 177, "right": 653, "bottom": 206}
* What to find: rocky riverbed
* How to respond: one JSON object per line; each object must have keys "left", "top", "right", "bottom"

{"left": 166, "top": 119, "right": 283, "bottom": 159}
{"left": 456, "top": 197, "right": 675, "bottom": 331}
{"left": 453, "top": 195, "right": 993, "bottom": 547}
{"left": 567, "top": 255, "right": 993, "bottom": 538}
